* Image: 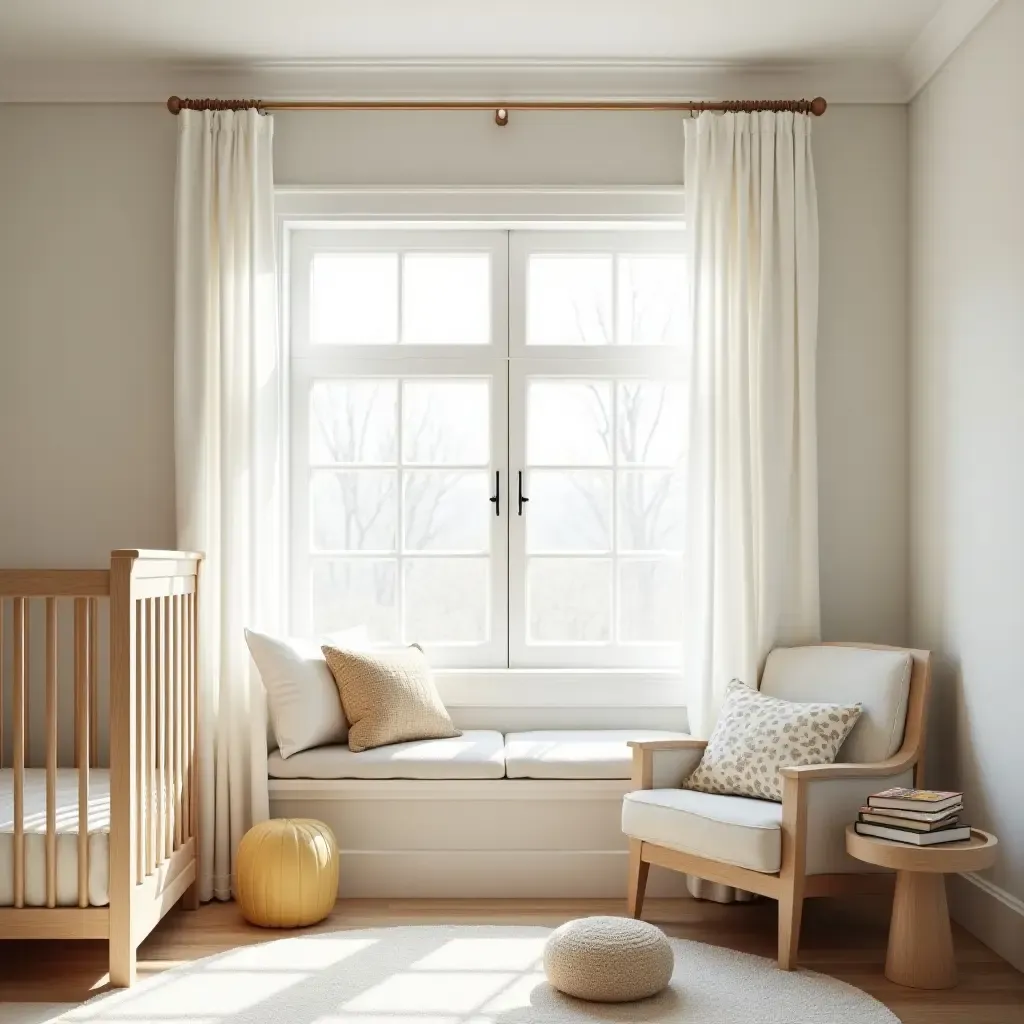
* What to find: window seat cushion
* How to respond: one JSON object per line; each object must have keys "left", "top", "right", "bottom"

{"left": 267, "top": 730, "right": 505, "bottom": 780}
{"left": 504, "top": 730, "right": 691, "bottom": 780}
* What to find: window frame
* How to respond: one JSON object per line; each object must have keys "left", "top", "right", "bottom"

{"left": 277, "top": 188, "right": 688, "bottom": 703}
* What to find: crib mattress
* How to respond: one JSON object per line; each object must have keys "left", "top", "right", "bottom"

{"left": 0, "top": 768, "right": 110, "bottom": 907}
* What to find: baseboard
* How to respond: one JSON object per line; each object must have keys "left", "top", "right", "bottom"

{"left": 336, "top": 850, "right": 692, "bottom": 899}
{"left": 948, "top": 871, "right": 1024, "bottom": 972}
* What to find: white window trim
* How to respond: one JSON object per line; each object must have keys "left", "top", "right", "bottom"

{"left": 276, "top": 187, "right": 688, "bottom": 707}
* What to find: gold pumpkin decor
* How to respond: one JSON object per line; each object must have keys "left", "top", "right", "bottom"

{"left": 236, "top": 818, "right": 339, "bottom": 927}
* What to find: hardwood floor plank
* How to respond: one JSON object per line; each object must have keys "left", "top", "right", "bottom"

{"left": 0, "top": 897, "right": 1020, "bottom": 1022}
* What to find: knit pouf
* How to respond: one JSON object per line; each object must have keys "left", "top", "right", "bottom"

{"left": 543, "top": 916, "right": 674, "bottom": 1002}
{"left": 236, "top": 818, "right": 339, "bottom": 928}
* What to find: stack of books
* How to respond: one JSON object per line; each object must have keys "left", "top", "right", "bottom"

{"left": 854, "top": 787, "right": 970, "bottom": 846}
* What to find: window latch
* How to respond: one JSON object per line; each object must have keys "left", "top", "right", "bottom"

{"left": 489, "top": 470, "right": 500, "bottom": 517}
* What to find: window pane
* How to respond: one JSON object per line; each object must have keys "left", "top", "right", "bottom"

{"left": 528, "top": 558, "right": 611, "bottom": 643}
{"left": 311, "top": 254, "right": 398, "bottom": 346}
{"left": 619, "top": 559, "right": 683, "bottom": 643}
{"left": 404, "top": 558, "right": 489, "bottom": 643}
{"left": 618, "top": 470, "right": 685, "bottom": 552}
{"left": 526, "top": 470, "right": 611, "bottom": 553}
{"left": 527, "top": 255, "right": 612, "bottom": 346}
{"left": 617, "top": 255, "right": 688, "bottom": 346}
{"left": 311, "top": 470, "right": 397, "bottom": 552}
{"left": 617, "top": 381, "right": 686, "bottom": 466}
{"left": 310, "top": 380, "right": 397, "bottom": 464}
{"left": 404, "top": 471, "right": 490, "bottom": 552}
{"left": 403, "top": 380, "right": 490, "bottom": 465}
{"left": 312, "top": 559, "right": 398, "bottom": 642}
{"left": 527, "top": 380, "right": 612, "bottom": 466}
{"left": 402, "top": 254, "right": 490, "bottom": 345}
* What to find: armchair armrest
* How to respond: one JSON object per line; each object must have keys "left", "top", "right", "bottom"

{"left": 629, "top": 738, "right": 707, "bottom": 790}
{"left": 779, "top": 751, "right": 916, "bottom": 783}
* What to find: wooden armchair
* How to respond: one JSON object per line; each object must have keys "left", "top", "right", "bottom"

{"left": 623, "top": 643, "right": 932, "bottom": 970}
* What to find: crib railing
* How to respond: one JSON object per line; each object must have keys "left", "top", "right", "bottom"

{"left": 0, "top": 550, "right": 201, "bottom": 985}
{"left": 0, "top": 569, "right": 109, "bottom": 909}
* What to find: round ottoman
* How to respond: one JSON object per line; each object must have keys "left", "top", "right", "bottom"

{"left": 543, "top": 916, "right": 674, "bottom": 1003}
{"left": 236, "top": 818, "right": 339, "bottom": 928}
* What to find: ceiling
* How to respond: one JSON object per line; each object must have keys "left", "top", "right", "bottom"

{"left": 0, "top": 0, "right": 999, "bottom": 102}
{"left": 0, "top": 0, "right": 947, "bottom": 62}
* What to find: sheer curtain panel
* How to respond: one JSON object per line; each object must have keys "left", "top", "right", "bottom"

{"left": 174, "top": 108, "right": 280, "bottom": 901}
{"left": 681, "top": 111, "right": 821, "bottom": 901}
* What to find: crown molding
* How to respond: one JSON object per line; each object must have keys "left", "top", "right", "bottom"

{"left": 901, "top": 0, "right": 999, "bottom": 100}
{"left": 0, "top": 56, "right": 910, "bottom": 105}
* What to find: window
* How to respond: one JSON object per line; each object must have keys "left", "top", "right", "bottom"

{"left": 288, "top": 225, "right": 687, "bottom": 670}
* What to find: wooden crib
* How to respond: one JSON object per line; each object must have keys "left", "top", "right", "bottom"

{"left": 0, "top": 549, "right": 202, "bottom": 986}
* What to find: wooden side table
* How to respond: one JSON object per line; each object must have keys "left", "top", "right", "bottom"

{"left": 845, "top": 824, "right": 998, "bottom": 989}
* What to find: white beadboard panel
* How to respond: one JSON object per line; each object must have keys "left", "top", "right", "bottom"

{"left": 270, "top": 782, "right": 693, "bottom": 897}
{"left": 271, "top": 792, "right": 630, "bottom": 852}
{"left": 334, "top": 851, "right": 690, "bottom": 899}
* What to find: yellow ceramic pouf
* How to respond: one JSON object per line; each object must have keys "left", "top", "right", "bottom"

{"left": 236, "top": 818, "right": 339, "bottom": 928}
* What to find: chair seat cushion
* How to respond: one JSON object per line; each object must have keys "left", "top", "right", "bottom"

{"left": 622, "top": 788, "right": 784, "bottom": 873}
{"left": 504, "top": 730, "right": 691, "bottom": 780}
{"left": 267, "top": 730, "right": 505, "bottom": 780}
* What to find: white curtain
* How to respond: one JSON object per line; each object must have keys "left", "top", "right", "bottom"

{"left": 680, "top": 111, "right": 821, "bottom": 901}
{"left": 174, "top": 108, "right": 281, "bottom": 901}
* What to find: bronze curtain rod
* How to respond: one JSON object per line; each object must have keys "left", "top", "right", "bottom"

{"left": 166, "top": 95, "right": 827, "bottom": 125}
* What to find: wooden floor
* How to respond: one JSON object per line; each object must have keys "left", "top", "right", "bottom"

{"left": 1, "top": 897, "right": 1021, "bottom": 1022}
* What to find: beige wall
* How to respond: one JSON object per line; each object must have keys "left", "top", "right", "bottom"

{"left": 0, "top": 103, "right": 909, "bottom": 653}
{"left": 909, "top": 0, "right": 1024, "bottom": 968}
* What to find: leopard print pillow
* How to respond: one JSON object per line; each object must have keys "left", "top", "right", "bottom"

{"left": 683, "top": 679, "right": 863, "bottom": 802}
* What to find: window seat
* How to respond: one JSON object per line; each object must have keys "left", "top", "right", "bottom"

{"left": 267, "top": 729, "right": 690, "bottom": 782}
{"left": 266, "top": 727, "right": 694, "bottom": 898}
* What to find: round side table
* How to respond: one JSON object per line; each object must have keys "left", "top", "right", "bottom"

{"left": 845, "top": 825, "right": 998, "bottom": 989}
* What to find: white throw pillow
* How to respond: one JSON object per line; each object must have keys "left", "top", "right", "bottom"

{"left": 245, "top": 626, "right": 368, "bottom": 759}
{"left": 683, "top": 679, "right": 863, "bottom": 802}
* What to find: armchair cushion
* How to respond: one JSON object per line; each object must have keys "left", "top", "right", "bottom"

{"left": 760, "top": 646, "right": 912, "bottom": 763}
{"left": 622, "top": 789, "right": 784, "bottom": 873}
{"left": 683, "top": 680, "right": 862, "bottom": 801}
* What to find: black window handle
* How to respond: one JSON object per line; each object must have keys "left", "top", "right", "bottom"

{"left": 489, "top": 470, "right": 500, "bottom": 517}
{"left": 518, "top": 470, "right": 529, "bottom": 516}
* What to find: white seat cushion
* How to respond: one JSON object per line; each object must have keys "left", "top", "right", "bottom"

{"left": 267, "top": 730, "right": 505, "bottom": 780}
{"left": 504, "top": 730, "right": 691, "bottom": 780}
{"left": 759, "top": 646, "right": 912, "bottom": 763}
{"left": 622, "top": 788, "right": 784, "bottom": 873}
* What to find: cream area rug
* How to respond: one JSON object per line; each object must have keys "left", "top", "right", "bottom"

{"left": 61, "top": 925, "right": 899, "bottom": 1024}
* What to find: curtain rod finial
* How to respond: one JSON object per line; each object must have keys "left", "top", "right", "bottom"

{"left": 810, "top": 97, "right": 827, "bottom": 116}
{"left": 167, "top": 96, "right": 183, "bottom": 115}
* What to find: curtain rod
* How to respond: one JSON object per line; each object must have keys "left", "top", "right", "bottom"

{"left": 166, "top": 95, "right": 827, "bottom": 125}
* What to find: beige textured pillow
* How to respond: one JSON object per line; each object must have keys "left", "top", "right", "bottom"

{"left": 684, "top": 680, "right": 863, "bottom": 802}
{"left": 321, "top": 644, "right": 460, "bottom": 753}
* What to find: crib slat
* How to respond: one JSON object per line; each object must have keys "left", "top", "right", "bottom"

{"left": 154, "top": 596, "right": 164, "bottom": 866}
{"left": 89, "top": 597, "right": 99, "bottom": 768}
{"left": 0, "top": 598, "right": 5, "bottom": 769}
{"left": 75, "top": 598, "right": 91, "bottom": 908}
{"left": 12, "top": 598, "right": 26, "bottom": 908}
{"left": 163, "top": 595, "right": 172, "bottom": 861}
{"left": 45, "top": 597, "right": 58, "bottom": 908}
{"left": 135, "top": 598, "right": 146, "bottom": 884}
{"left": 173, "top": 594, "right": 182, "bottom": 850}
{"left": 23, "top": 606, "right": 31, "bottom": 769}
{"left": 146, "top": 598, "right": 157, "bottom": 876}
{"left": 184, "top": 592, "right": 192, "bottom": 840}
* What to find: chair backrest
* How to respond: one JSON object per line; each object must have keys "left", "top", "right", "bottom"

{"left": 759, "top": 643, "right": 926, "bottom": 764}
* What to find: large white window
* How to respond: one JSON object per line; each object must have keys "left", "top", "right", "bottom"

{"left": 287, "top": 224, "right": 687, "bottom": 670}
